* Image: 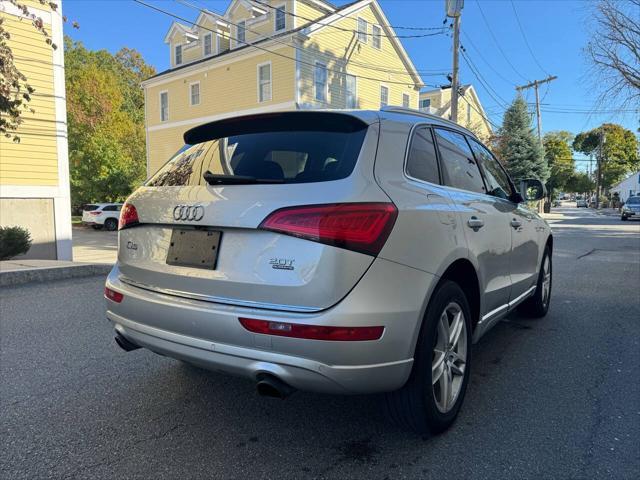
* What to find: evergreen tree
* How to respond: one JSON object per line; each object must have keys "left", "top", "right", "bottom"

{"left": 498, "top": 97, "right": 549, "bottom": 184}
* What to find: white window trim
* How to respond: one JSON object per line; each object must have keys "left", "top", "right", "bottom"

{"left": 216, "top": 31, "right": 221, "bottom": 54}
{"left": 372, "top": 24, "right": 382, "bottom": 50}
{"left": 235, "top": 20, "right": 246, "bottom": 48}
{"left": 345, "top": 72, "right": 357, "bottom": 109}
{"left": 189, "top": 81, "right": 201, "bottom": 106}
{"left": 380, "top": 83, "right": 389, "bottom": 108}
{"left": 257, "top": 61, "right": 272, "bottom": 103}
{"left": 274, "top": 3, "right": 286, "bottom": 32}
{"left": 202, "top": 33, "right": 213, "bottom": 57}
{"left": 159, "top": 90, "right": 169, "bottom": 122}
{"left": 357, "top": 17, "right": 368, "bottom": 44}
{"left": 402, "top": 92, "right": 411, "bottom": 108}
{"left": 314, "top": 61, "right": 328, "bottom": 104}
{"left": 174, "top": 44, "right": 183, "bottom": 65}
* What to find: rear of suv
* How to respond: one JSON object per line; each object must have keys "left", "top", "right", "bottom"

{"left": 82, "top": 203, "right": 123, "bottom": 231}
{"left": 105, "top": 110, "right": 552, "bottom": 434}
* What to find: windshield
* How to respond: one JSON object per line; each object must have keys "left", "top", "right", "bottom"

{"left": 146, "top": 113, "right": 368, "bottom": 187}
{"left": 627, "top": 197, "right": 640, "bottom": 204}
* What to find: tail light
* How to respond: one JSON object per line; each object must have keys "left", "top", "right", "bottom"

{"left": 258, "top": 203, "right": 398, "bottom": 256}
{"left": 104, "top": 287, "right": 124, "bottom": 303}
{"left": 239, "top": 318, "right": 384, "bottom": 341}
{"left": 118, "top": 202, "right": 139, "bottom": 230}
{"left": 89, "top": 211, "right": 101, "bottom": 216}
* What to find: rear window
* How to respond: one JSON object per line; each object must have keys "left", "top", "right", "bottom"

{"left": 147, "top": 112, "right": 368, "bottom": 187}
{"left": 83, "top": 204, "right": 100, "bottom": 211}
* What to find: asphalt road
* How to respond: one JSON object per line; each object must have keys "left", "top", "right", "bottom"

{"left": 2, "top": 206, "right": 639, "bottom": 479}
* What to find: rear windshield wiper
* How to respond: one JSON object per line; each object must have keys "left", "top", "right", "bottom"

{"left": 203, "top": 171, "right": 284, "bottom": 185}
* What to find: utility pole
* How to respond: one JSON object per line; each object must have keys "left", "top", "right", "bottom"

{"left": 595, "top": 128, "right": 605, "bottom": 209}
{"left": 515, "top": 75, "right": 558, "bottom": 141}
{"left": 446, "top": 0, "right": 464, "bottom": 123}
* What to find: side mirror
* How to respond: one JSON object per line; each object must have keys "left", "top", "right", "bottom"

{"left": 519, "top": 178, "right": 546, "bottom": 202}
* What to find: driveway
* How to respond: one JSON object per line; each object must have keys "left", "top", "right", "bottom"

{"left": 2, "top": 206, "right": 639, "bottom": 479}
{"left": 72, "top": 226, "right": 117, "bottom": 264}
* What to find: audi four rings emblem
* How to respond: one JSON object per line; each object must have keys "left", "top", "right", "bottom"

{"left": 173, "top": 205, "right": 205, "bottom": 221}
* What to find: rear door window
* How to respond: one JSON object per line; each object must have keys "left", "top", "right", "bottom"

{"left": 83, "top": 204, "right": 99, "bottom": 211}
{"left": 406, "top": 126, "right": 440, "bottom": 184}
{"left": 467, "top": 138, "right": 513, "bottom": 200}
{"left": 434, "top": 128, "right": 486, "bottom": 194}
{"left": 147, "top": 113, "right": 368, "bottom": 187}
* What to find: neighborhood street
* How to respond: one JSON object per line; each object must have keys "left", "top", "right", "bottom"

{"left": 1, "top": 205, "right": 639, "bottom": 480}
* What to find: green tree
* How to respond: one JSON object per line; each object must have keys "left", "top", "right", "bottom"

{"left": 572, "top": 123, "right": 639, "bottom": 190}
{"left": 498, "top": 96, "right": 549, "bottom": 184}
{"left": 65, "top": 38, "right": 154, "bottom": 206}
{"left": 565, "top": 171, "right": 596, "bottom": 194}
{"left": 543, "top": 131, "right": 574, "bottom": 198}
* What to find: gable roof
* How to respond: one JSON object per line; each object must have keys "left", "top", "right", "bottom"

{"left": 163, "top": 22, "right": 197, "bottom": 44}
{"left": 152, "top": 0, "right": 422, "bottom": 89}
{"left": 305, "top": 0, "right": 423, "bottom": 88}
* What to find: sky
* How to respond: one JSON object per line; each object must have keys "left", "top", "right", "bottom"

{"left": 62, "top": 0, "right": 638, "bottom": 166}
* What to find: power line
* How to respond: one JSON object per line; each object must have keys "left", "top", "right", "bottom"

{"left": 474, "top": 0, "right": 529, "bottom": 82}
{"left": 250, "top": 0, "right": 447, "bottom": 39}
{"left": 460, "top": 50, "right": 509, "bottom": 109}
{"left": 135, "top": 0, "right": 438, "bottom": 87}
{"left": 175, "top": 0, "right": 448, "bottom": 78}
{"left": 459, "top": 88, "right": 501, "bottom": 130}
{"left": 509, "top": 0, "right": 550, "bottom": 77}
{"left": 460, "top": 32, "right": 517, "bottom": 87}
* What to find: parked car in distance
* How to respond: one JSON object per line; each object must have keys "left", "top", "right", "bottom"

{"left": 576, "top": 196, "right": 588, "bottom": 208}
{"left": 82, "top": 203, "right": 123, "bottom": 231}
{"left": 621, "top": 196, "right": 640, "bottom": 221}
{"left": 105, "top": 109, "right": 553, "bottom": 435}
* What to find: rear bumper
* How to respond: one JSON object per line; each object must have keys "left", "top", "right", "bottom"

{"left": 105, "top": 259, "right": 436, "bottom": 394}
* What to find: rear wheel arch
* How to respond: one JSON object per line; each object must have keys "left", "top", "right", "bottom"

{"left": 438, "top": 259, "right": 481, "bottom": 333}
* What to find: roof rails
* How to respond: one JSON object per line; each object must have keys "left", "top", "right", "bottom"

{"left": 379, "top": 106, "right": 477, "bottom": 138}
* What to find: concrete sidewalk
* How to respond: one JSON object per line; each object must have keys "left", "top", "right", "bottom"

{"left": 0, "top": 259, "right": 111, "bottom": 287}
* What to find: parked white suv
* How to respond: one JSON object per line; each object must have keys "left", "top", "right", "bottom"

{"left": 105, "top": 109, "right": 552, "bottom": 434}
{"left": 82, "top": 203, "right": 123, "bottom": 231}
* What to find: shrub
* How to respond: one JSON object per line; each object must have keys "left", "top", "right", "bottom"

{"left": 0, "top": 226, "right": 32, "bottom": 260}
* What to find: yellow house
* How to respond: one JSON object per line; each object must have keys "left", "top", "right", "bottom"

{"left": 0, "top": 0, "right": 72, "bottom": 260}
{"left": 142, "top": 0, "right": 425, "bottom": 175}
{"left": 419, "top": 84, "right": 493, "bottom": 141}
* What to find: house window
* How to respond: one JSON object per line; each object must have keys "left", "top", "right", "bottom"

{"left": 190, "top": 82, "right": 200, "bottom": 106}
{"left": 258, "top": 62, "right": 271, "bottom": 102}
{"left": 380, "top": 85, "right": 388, "bottom": 108}
{"left": 237, "top": 20, "right": 246, "bottom": 45}
{"left": 160, "top": 91, "right": 168, "bottom": 121}
{"left": 275, "top": 5, "right": 286, "bottom": 31}
{"left": 402, "top": 93, "right": 410, "bottom": 108}
{"left": 420, "top": 98, "right": 431, "bottom": 109}
{"left": 175, "top": 44, "right": 182, "bottom": 65}
{"left": 314, "top": 62, "right": 327, "bottom": 102}
{"left": 357, "top": 18, "right": 368, "bottom": 43}
{"left": 372, "top": 25, "right": 381, "bottom": 49}
{"left": 203, "top": 33, "right": 212, "bottom": 56}
{"left": 345, "top": 74, "right": 356, "bottom": 108}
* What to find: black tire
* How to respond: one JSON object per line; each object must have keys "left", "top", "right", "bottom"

{"left": 621, "top": 215, "right": 627, "bottom": 221}
{"left": 385, "top": 280, "right": 472, "bottom": 435}
{"left": 104, "top": 218, "right": 118, "bottom": 231}
{"left": 518, "top": 246, "right": 552, "bottom": 318}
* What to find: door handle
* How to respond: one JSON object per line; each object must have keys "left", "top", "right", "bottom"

{"left": 467, "top": 216, "right": 484, "bottom": 231}
{"left": 510, "top": 218, "right": 522, "bottom": 229}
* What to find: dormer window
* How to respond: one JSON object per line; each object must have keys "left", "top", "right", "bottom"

{"left": 175, "top": 44, "right": 183, "bottom": 65}
{"left": 237, "top": 20, "right": 246, "bottom": 45}
{"left": 275, "top": 5, "right": 286, "bottom": 31}
{"left": 203, "top": 33, "right": 212, "bottom": 56}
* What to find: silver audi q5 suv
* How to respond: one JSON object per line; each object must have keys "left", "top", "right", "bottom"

{"left": 105, "top": 108, "right": 552, "bottom": 434}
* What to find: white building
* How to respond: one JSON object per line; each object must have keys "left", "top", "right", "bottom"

{"left": 611, "top": 171, "right": 640, "bottom": 203}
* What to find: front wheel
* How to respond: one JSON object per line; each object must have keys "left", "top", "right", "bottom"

{"left": 104, "top": 218, "right": 118, "bottom": 231}
{"left": 621, "top": 215, "right": 627, "bottom": 221}
{"left": 518, "top": 246, "right": 552, "bottom": 317}
{"left": 385, "top": 281, "right": 472, "bottom": 435}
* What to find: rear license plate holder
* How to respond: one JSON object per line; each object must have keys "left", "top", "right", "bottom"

{"left": 166, "top": 229, "right": 221, "bottom": 270}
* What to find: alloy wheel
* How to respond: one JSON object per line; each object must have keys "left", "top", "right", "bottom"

{"left": 431, "top": 302, "right": 467, "bottom": 413}
{"left": 541, "top": 256, "right": 551, "bottom": 308}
